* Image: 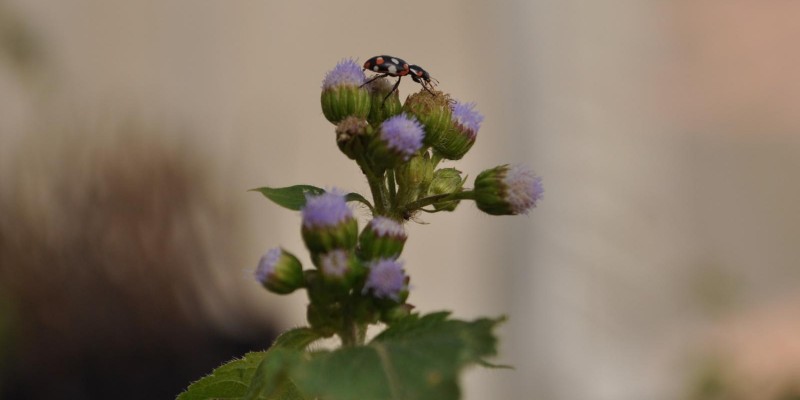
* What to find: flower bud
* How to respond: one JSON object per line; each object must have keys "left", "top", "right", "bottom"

{"left": 358, "top": 216, "right": 407, "bottom": 260}
{"left": 403, "top": 90, "right": 452, "bottom": 147}
{"left": 474, "top": 164, "right": 543, "bottom": 215}
{"left": 317, "top": 249, "right": 363, "bottom": 286}
{"left": 367, "top": 114, "right": 425, "bottom": 170}
{"left": 321, "top": 59, "right": 371, "bottom": 124}
{"left": 364, "top": 76, "right": 403, "bottom": 126}
{"left": 362, "top": 258, "right": 409, "bottom": 302}
{"left": 335, "top": 116, "right": 370, "bottom": 160}
{"left": 433, "top": 101, "right": 483, "bottom": 160}
{"left": 254, "top": 247, "right": 304, "bottom": 294}
{"left": 301, "top": 191, "right": 358, "bottom": 255}
{"left": 428, "top": 168, "right": 465, "bottom": 211}
{"left": 394, "top": 152, "right": 434, "bottom": 206}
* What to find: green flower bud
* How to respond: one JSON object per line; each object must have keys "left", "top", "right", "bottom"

{"left": 358, "top": 216, "right": 407, "bottom": 260}
{"left": 317, "top": 249, "right": 364, "bottom": 287}
{"left": 365, "top": 77, "right": 403, "bottom": 126}
{"left": 432, "top": 101, "right": 483, "bottom": 160}
{"left": 335, "top": 116, "right": 371, "bottom": 160}
{"left": 395, "top": 152, "right": 434, "bottom": 206}
{"left": 301, "top": 192, "right": 359, "bottom": 255}
{"left": 367, "top": 114, "right": 425, "bottom": 170}
{"left": 403, "top": 90, "right": 452, "bottom": 147}
{"left": 254, "top": 248, "right": 304, "bottom": 294}
{"left": 474, "top": 164, "right": 544, "bottom": 215}
{"left": 428, "top": 168, "right": 465, "bottom": 211}
{"left": 321, "top": 59, "right": 371, "bottom": 124}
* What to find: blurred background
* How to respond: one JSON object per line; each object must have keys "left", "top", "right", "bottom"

{"left": 1, "top": 0, "right": 799, "bottom": 399}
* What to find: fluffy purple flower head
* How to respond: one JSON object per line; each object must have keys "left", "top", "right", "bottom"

{"left": 320, "top": 249, "right": 350, "bottom": 278}
{"left": 380, "top": 114, "right": 425, "bottom": 160}
{"left": 450, "top": 101, "right": 483, "bottom": 139}
{"left": 254, "top": 247, "right": 281, "bottom": 284}
{"left": 322, "top": 58, "right": 366, "bottom": 90}
{"left": 302, "top": 191, "right": 353, "bottom": 229}
{"left": 503, "top": 164, "right": 544, "bottom": 214}
{"left": 367, "top": 216, "right": 406, "bottom": 238}
{"left": 362, "top": 259, "right": 407, "bottom": 301}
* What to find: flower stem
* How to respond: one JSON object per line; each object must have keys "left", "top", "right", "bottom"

{"left": 401, "top": 190, "right": 475, "bottom": 213}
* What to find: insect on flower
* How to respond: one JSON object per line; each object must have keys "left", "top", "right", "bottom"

{"left": 361, "top": 55, "right": 438, "bottom": 103}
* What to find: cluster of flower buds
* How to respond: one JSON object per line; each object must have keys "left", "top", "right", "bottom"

{"left": 257, "top": 191, "right": 410, "bottom": 337}
{"left": 255, "top": 58, "right": 543, "bottom": 343}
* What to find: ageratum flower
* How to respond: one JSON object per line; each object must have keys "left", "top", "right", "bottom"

{"left": 474, "top": 164, "right": 543, "bottom": 215}
{"left": 321, "top": 58, "right": 371, "bottom": 124}
{"left": 358, "top": 216, "right": 407, "bottom": 260}
{"left": 403, "top": 89, "right": 452, "bottom": 147}
{"left": 317, "top": 249, "right": 360, "bottom": 286}
{"left": 301, "top": 191, "right": 358, "bottom": 255}
{"left": 255, "top": 247, "right": 304, "bottom": 294}
{"left": 362, "top": 258, "right": 408, "bottom": 302}
{"left": 433, "top": 101, "right": 483, "bottom": 160}
{"left": 368, "top": 114, "right": 425, "bottom": 169}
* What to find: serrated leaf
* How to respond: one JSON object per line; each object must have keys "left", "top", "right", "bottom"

{"left": 289, "top": 313, "right": 505, "bottom": 400}
{"left": 251, "top": 185, "right": 373, "bottom": 213}
{"left": 251, "top": 185, "right": 326, "bottom": 211}
{"left": 178, "top": 328, "right": 321, "bottom": 400}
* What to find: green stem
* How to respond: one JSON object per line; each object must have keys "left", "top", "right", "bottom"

{"left": 387, "top": 169, "right": 397, "bottom": 207}
{"left": 357, "top": 155, "right": 391, "bottom": 215}
{"left": 401, "top": 190, "right": 475, "bottom": 213}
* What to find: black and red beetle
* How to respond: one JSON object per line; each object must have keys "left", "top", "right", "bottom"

{"left": 361, "top": 55, "right": 437, "bottom": 102}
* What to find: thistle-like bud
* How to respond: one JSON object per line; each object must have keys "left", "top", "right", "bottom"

{"left": 321, "top": 59, "right": 371, "bottom": 124}
{"left": 301, "top": 191, "right": 358, "bottom": 255}
{"left": 403, "top": 90, "right": 452, "bottom": 147}
{"left": 362, "top": 258, "right": 409, "bottom": 302}
{"left": 433, "top": 101, "right": 483, "bottom": 160}
{"left": 474, "top": 164, "right": 543, "bottom": 215}
{"left": 365, "top": 76, "right": 403, "bottom": 125}
{"left": 335, "top": 116, "right": 370, "bottom": 160}
{"left": 367, "top": 114, "right": 425, "bottom": 170}
{"left": 254, "top": 247, "right": 304, "bottom": 294}
{"left": 394, "top": 152, "right": 434, "bottom": 206}
{"left": 358, "top": 216, "right": 407, "bottom": 260}
{"left": 428, "top": 168, "right": 465, "bottom": 211}
{"left": 317, "top": 249, "right": 362, "bottom": 286}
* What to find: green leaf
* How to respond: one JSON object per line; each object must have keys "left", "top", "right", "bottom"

{"left": 289, "top": 313, "right": 505, "bottom": 400}
{"left": 251, "top": 185, "right": 373, "bottom": 213}
{"left": 344, "top": 192, "right": 375, "bottom": 213}
{"left": 251, "top": 185, "right": 325, "bottom": 211}
{"left": 178, "top": 328, "right": 322, "bottom": 400}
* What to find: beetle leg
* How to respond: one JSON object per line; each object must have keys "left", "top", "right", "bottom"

{"left": 361, "top": 73, "right": 389, "bottom": 87}
{"left": 382, "top": 76, "right": 403, "bottom": 107}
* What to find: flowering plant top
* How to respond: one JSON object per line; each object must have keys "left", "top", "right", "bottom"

{"left": 179, "top": 56, "right": 543, "bottom": 400}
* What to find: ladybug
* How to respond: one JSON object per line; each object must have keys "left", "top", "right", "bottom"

{"left": 361, "top": 55, "right": 437, "bottom": 103}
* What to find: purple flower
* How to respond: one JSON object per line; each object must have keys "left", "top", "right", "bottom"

{"left": 362, "top": 259, "right": 407, "bottom": 301}
{"left": 450, "top": 101, "right": 483, "bottom": 140}
{"left": 503, "top": 164, "right": 543, "bottom": 214}
{"left": 302, "top": 191, "right": 353, "bottom": 229}
{"left": 367, "top": 216, "right": 405, "bottom": 238}
{"left": 380, "top": 114, "right": 425, "bottom": 160}
{"left": 319, "top": 249, "right": 350, "bottom": 278}
{"left": 255, "top": 247, "right": 281, "bottom": 284}
{"left": 322, "top": 58, "right": 366, "bottom": 90}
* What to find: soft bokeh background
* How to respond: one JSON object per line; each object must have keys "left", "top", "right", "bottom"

{"left": 1, "top": 0, "right": 799, "bottom": 399}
